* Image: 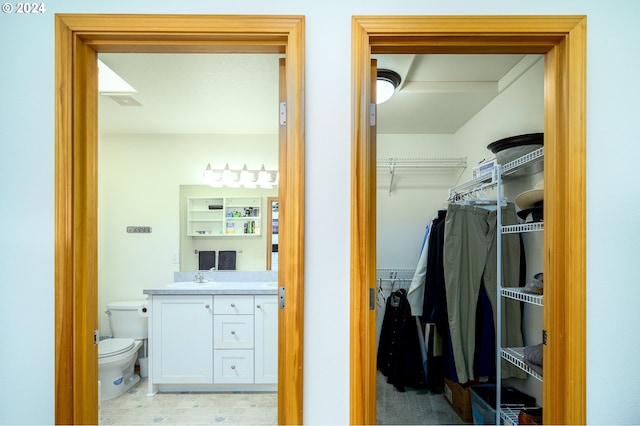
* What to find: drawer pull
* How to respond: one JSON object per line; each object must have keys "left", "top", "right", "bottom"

{"left": 256, "top": 304, "right": 261, "bottom": 309}
{"left": 231, "top": 365, "right": 236, "bottom": 370}
{"left": 205, "top": 304, "right": 210, "bottom": 309}
{"left": 231, "top": 331, "right": 236, "bottom": 335}
{"left": 231, "top": 303, "right": 236, "bottom": 308}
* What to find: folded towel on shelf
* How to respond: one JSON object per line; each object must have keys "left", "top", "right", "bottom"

{"left": 522, "top": 272, "right": 543, "bottom": 295}
{"left": 523, "top": 343, "right": 543, "bottom": 376}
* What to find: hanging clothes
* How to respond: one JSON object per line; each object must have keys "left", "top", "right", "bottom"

{"left": 443, "top": 202, "right": 525, "bottom": 384}
{"left": 421, "top": 210, "right": 447, "bottom": 327}
{"left": 377, "top": 288, "right": 426, "bottom": 392}
{"left": 420, "top": 210, "right": 450, "bottom": 391}
{"left": 407, "top": 218, "right": 434, "bottom": 316}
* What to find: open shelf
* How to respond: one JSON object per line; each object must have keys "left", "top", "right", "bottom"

{"left": 502, "top": 222, "right": 543, "bottom": 234}
{"left": 501, "top": 347, "right": 543, "bottom": 382}
{"left": 501, "top": 287, "right": 543, "bottom": 306}
{"left": 187, "top": 196, "right": 261, "bottom": 237}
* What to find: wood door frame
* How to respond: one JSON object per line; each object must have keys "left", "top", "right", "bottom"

{"left": 55, "top": 14, "right": 305, "bottom": 425}
{"left": 350, "top": 15, "right": 586, "bottom": 425}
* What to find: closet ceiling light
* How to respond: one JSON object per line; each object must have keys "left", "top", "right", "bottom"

{"left": 377, "top": 69, "right": 402, "bottom": 104}
{"left": 202, "top": 163, "right": 278, "bottom": 189}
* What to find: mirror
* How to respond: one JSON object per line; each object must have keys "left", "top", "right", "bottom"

{"left": 266, "top": 197, "right": 279, "bottom": 271}
{"left": 180, "top": 185, "right": 278, "bottom": 271}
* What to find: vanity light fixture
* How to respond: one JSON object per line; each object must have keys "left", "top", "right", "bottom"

{"left": 377, "top": 69, "right": 402, "bottom": 104}
{"left": 240, "top": 164, "right": 256, "bottom": 187}
{"left": 202, "top": 163, "right": 278, "bottom": 189}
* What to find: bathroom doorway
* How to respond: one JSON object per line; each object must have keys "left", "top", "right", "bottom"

{"left": 97, "top": 51, "right": 281, "bottom": 424}
{"left": 350, "top": 15, "right": 587, "bottom": 425}
{"left": 54, "top": 14, "right": 305, "bottom": 425}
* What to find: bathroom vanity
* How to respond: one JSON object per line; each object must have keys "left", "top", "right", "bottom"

{"left": 143, "top": 277, "right": 278, "bottom": 395}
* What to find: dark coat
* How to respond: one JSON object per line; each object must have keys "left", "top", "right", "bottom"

{"left": 377, "top": 288, "right": 426, "bottom": 392}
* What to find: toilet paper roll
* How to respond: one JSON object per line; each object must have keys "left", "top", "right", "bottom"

{"left": 137, "top": 304, "right": 149, "bottom": 318}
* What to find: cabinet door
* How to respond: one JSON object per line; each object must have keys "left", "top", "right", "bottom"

{"left": 254, "top": 295, "right": 278, "bottom": 384}
{"left": 151, "top": 295, "right": 213, "bottom": 384}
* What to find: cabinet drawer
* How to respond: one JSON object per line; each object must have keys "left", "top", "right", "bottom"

{"left": 214, "top": 315, "right": 254, "bottom": 349}
{"left": 213, "top": 350, "right": 254, "bottom": 384}
{"left": 214, "top": 295, "right": 254, "bottom": 314}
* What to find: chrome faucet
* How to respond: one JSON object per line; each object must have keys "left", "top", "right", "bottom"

{"left": 194, "top": 271, "right": 207, "bottom": 283}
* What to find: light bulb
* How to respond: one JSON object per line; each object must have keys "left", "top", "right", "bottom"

{"left": 377, "top": 79, "right": 395, "bottom": 104}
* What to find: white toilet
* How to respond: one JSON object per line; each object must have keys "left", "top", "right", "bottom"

{"left": 99, "top": 300, "right": 149, "bottom": 401}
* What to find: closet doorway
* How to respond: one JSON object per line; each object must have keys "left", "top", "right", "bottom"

{"left": 373, "top": 52, "right": 544, "bottom": 425}
{"left": 97, "top": 51, "right": 281, "bottom": 424}
{"left": 54, "top": 14, "right": 305, "bottom": 425}
{"left": 350, "top": 15, "right": 587, "bottom": 426}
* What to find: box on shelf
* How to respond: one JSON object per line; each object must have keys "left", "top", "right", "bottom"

{"left": 472, "top": 158, "right": 497, "bottom": 179}
{"left": 226, "top": 222, "right": 235, "bottom": 234}
{"left": 443, "top": 377, "right": 473, "bottom": 423}
{"left": 469, "top": 384, "right": 537, "bottom": 425}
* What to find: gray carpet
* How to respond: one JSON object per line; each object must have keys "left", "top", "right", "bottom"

{"left": 376, "top": 371, "right": 468, "bottom": 425}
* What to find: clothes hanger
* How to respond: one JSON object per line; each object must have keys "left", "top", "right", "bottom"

{"left": 465, "top": 187, "right": 507, "bottom": 207}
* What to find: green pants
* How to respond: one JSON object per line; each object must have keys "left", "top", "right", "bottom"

{"left": 444, "top": 202, "right": 524, "bottom": 383}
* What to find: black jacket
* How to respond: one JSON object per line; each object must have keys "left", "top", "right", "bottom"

{"left": 377, "top": 288, "right": 426, "bottom": 392}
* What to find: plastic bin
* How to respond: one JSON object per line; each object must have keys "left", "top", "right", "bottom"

{"left": 138, "top": 357, "right": 148, "bottom": 378}
{"left": 469, "top": 384, "right": 536, "bottom": 425}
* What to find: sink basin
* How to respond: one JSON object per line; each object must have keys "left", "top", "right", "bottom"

{"left": 165, "top": 281, "right": 277, "bottom": 290}
{"left": 165, "top": 281, "right": 218, "bottom": 289}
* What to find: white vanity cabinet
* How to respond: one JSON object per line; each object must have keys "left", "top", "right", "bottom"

{"left": 148, "top": 292, "right": 278, "bottom": 392}
{"left": 254, "top": 295, "right": 278, "bottom": 383}
{"left": 150, "top": 295, "right": 214, "bottom": 384}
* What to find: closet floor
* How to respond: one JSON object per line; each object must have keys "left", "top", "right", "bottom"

{"left": 99, "top": 378, "right": 277, "bottom": 425}
{"left": 376, "top": 371, "right": 466, "bottom": 425}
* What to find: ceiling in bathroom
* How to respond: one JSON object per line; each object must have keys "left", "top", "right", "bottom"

{"left": 98, "top": 53, "right": 541, "bottom": 135}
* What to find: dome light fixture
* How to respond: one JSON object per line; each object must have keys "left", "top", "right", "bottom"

{"left": 376, "top": 69, "right": 402, "bottom": 104}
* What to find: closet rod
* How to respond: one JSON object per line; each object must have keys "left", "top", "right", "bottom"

{"left": 448, "top": 167, "right": 498, "bottom": 201}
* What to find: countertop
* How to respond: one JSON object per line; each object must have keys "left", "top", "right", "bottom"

{"left": 143, "top": 281, "right": 278, "bottom": 296}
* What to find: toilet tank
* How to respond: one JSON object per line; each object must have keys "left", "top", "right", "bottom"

{"left": 106, "top": 300, "right": 149, "bottom": 339}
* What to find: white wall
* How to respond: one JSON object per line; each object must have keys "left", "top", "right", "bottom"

{"left": 2, "top": 2, "right": 640, "bottom": 425}
{"left": 376, "top": 133, "right": 457, "bottom": 269}
{"left": 453, "top": 57, "right": 545, "bottom": 182}
{"left": 98, "top": 133, "right": 277, "bottom": 337}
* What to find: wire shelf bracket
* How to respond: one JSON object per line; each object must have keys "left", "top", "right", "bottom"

{"left": 377, "top": 157, "right": 467, "bottom": 195}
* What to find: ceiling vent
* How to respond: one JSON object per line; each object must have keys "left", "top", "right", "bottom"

{"left": 104, "top": 94, "right": 143, "bottom": 107}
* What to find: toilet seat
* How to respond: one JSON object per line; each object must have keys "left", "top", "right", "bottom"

{"left": 99, "top": 338, "right": 135, "bottom": 359}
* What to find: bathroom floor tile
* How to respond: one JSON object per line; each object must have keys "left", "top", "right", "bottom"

{"left": 99, "top": 378, "right": 277, "bottom": 425}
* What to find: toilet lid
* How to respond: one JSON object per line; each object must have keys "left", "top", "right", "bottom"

{"left": 98, "top": 338, "right": 135, "bottom": 359}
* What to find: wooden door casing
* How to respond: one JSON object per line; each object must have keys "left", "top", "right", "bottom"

{"left": 55, "top": 14, "right": 305, "bottom": 425}
{"left": 350, "top": 15, "right": 586, "bottom": 426}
